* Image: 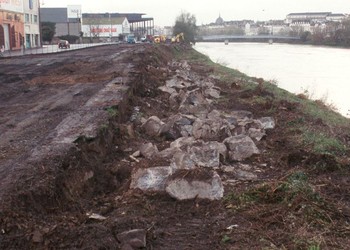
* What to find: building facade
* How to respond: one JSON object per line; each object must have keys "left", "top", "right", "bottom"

{"left": 40, "top": 6, "right": 82, "bottom": 38}
{"left": 0, "top": 0, "right": 25, "bottom": 51}
{"left": 82, "top": 13, "right": 130, "bottom": 41}
{"left": 23, "top": 0, "right": 40, "bottom": 48}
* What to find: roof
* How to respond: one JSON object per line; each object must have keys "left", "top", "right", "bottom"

{"left": 82, "top": 13, "right": 153, "bottom": 23}
{"left": 287, "top": 12, "right": 331, "bottom": 16}
{"left": 40, "top": 8, "right": 68, "bottom": 23}
{"left": 83, "top": 16, "right": 127, "bottom": 25}
{"left": 328, "top": 13, "right": 345, "bottom": 17}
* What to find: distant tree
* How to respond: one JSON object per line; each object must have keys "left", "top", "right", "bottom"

{"left": 300, "top": 31, "right": 312, "bottom": 42}
{"left": 41, "top": 22, "right": 56, "bottom": 42}
{"left": 173, "top": 11, "right": 197, "bottom": 44}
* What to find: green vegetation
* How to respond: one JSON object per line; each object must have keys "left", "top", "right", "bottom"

{"left": 173, "top": 11, "right": 197, "bottom": 44}
{"left": 41, "top": 22, "right": 56, "bottom": 43}
{"left": 105, "top": 106, "right": 119, "bottom": 117}
{"left": 302, "top": 130, "right": 347, "bottom": 155}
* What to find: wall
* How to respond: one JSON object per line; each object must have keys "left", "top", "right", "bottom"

{"left": 23, "top": 0, "right": 40, "bottom": 48}
{"left": 0, "top": 10, "right": 24, "bottom": 50}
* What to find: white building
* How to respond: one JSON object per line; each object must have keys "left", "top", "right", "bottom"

{"left": 285, "top": 12, "right": 331, "bottom": 25}
{"left": 23, "top": 0, "right": 40, "bottom": 48}
{"left": 82, "top": 15, "right": 130, "bottom": 40}
{"left": 326, "top": 14, "right": 346, "bottom": 22}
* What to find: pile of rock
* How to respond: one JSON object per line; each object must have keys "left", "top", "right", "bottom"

{"left": 130, "top": 60, "right": 275, "bottom": 201}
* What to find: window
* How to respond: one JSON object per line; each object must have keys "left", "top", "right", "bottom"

{"left": 25, "top": 14, "right": 30, "bottom": 23}
{"left": 34, "top": 15, "right": 38, "bottom": 23}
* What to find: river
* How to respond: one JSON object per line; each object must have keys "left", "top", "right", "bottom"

{"left": 194, "top": 42, "right": 350, "bottom": 117}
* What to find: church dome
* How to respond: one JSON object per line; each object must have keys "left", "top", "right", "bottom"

{"left": 215, "top": 15, "right": 224, "bottom": 25}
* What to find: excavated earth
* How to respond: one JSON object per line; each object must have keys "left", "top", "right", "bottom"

{"left": 1, "top": 44, "right": 350, "bottom": 249}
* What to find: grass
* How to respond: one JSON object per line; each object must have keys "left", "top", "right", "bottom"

{"left": 302, "top": 129, "right": 347, "bottom": 155}
{"left": 105, "top": 106, "right": 119, "bottom": 117}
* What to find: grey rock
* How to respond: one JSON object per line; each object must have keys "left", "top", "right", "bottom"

{"left": 158, "top": 147, "right": 182, "bottom": 158}
{"left": 234, "top": 169, "right": 258, "bottom": 181}
{"left": 207, "top": 109, "right": 221, "bottom": 120}
{"left": 158, "top": 85, "right": 177, "bottom": 94}
{"left": 230, "top": 110, "right": 253, "bottom": 120}
{"left": 166, "top": 171, "right": 224, "bottom": 200}
{"left": 130, "top": 166, "right": 173, "bottom": 191}
{"left": 258, "top": 117, "right": 276, "bottom": 129}
{"left": 205, "top": 88, "right": 221, "bottom": 99}
{"left": 188, "top": 141, "right": 226, "bottom": 168}
{"left": 140, "top": 143, "right": 159, "bottom": 159}
{"left": 224, "top": 135, "right": 260, "bottom": 161}
{"left": 170, "top": 137, "right": 196, "bottom": 149}
{"left": 171, "top": 151, "right": 196, "bottom": 169}
{"left": 248, "top": 128, "right": 266, "bottom": 141}
{"left": 141, "top": 116, "right": 164, "bottom": 137}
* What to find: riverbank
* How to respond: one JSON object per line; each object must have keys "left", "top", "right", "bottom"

{"left": 1, "top": 44, "right": 350, "bottom": 249}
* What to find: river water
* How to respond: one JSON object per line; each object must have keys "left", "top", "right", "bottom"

{"left": 194, "top": 42, "right": 350, "bottom": 117}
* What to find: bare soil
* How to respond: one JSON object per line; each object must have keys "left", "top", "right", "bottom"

{"left": 0, "top": 44, "right": 350, "bottom": 249}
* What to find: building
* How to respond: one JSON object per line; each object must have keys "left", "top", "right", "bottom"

{"left": 123, "top": 13, "right": 154, "bottom": 37}
{"left": 0, "top": 0, "right": 25, "bottom": 51}
{"left": 285, "top": 12, "right": 346, "bottom": 25}
{"left": 326, "top": 13, "right": 346, "bottom": 22}
{"left": 23, "top": 0, "right": 40, "bottom": 48}
{"left": 40, "top": 6, "right": 82, "bottom": 38}
{"left": 82, "top": 13, "right": 130, "bottom": 41}
{"left": 81, "top": 12, "right": 154, "bottom": 41}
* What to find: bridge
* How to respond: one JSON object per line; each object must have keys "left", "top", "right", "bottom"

{"left": 196, "top": 35, "right": 301, "bottom": 43}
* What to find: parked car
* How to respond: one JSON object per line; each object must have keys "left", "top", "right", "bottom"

{"left": 127, "top": 35, "right": 136, "bottom": 44}
{"left": 58, "top": 40, "right": 70, "bottom": 49}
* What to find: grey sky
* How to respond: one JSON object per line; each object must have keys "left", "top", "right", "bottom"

{"left": 41, "top": 0, "right": 350, "bottom": 26}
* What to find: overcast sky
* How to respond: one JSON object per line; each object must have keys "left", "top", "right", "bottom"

{"left": 41, "top": 0, "right": 350, "bottom": 26}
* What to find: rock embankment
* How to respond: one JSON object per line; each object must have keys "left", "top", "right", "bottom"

{"left": 130, "top": 60, "right": 275, "bottom": 201}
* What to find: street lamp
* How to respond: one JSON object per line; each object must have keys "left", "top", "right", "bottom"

{"left": 109, "top": 13, "right": 112, "bottom": 41}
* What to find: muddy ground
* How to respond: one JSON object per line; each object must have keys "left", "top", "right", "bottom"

{"left": 0, "top": 44, "right": 350, "bottom": 249}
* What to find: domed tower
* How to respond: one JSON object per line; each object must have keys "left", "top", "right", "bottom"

{"left": 215, "top": 14, "right": 224, "bottom": 25}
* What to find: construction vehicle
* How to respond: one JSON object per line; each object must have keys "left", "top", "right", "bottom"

{"left": 153, "top": 35, "right": 166, "bottom": 43}
{"left": 171, "top": 32, "right": 185, "bottom": 43}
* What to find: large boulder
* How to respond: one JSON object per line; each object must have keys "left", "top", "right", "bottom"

{"left": 141, "top": 116, "right": 164, "bottom": 137}
{"left": 192, "top": 118, "right": 229, "bottom": 141}
{"left": 224, "top": 135, "right": 260, "bottom": 161}
{"left": 188, "top": 141, "right": 226, "bottom": 168}
{"left": 170, "top": 151, "right": 196, "bottom": 170}
{"left": 130, "top": 166, "right": 173, "bottom": 191}
{"left": 165, "top": 170, "right": 224, "bottom": 200}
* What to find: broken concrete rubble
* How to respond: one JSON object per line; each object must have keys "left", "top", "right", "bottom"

{"left": 130, "top": 59, "right": 275, "bottom": 201}
{"left": 165, "top": 170, "right": 224, "bottom": 200}
{"left": 141, "top": 116, "right": 164, "bottom": 137}
{"left": 139, "top": 143, "right": 158, "bottom": 159}
{"left": 130, "top": 166, "right": 173, "bottom": 191}
{"left": 258, "top": 117, "right": 276, "bottom": 130}
{"left": 224, "top": 135, "right": 260, "bottom": 161}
